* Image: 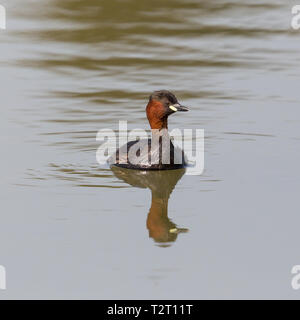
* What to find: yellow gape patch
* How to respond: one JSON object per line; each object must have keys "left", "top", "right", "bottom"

{"left": 169, "top": 105, "right": 177, "bottom": 112}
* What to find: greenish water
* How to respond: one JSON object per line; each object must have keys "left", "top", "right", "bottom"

{"left": 1, "top": 0, "right": 300, "bottom": 299}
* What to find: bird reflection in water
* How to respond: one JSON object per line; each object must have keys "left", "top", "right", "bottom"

{"left": 111, "top": 166, "right": 188, "bottom": 245}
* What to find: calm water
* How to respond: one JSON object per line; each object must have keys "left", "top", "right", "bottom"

{"left": 1, "top": 0, "right": 300, "bottom": 299}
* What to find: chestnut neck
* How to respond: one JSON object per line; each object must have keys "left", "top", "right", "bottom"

{"left": 146, "top": 100, "right": 168, "bottom": 130}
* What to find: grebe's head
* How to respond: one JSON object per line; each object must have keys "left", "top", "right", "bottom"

{"left": 146, "top": 90, "right": 189, "bottom": 129}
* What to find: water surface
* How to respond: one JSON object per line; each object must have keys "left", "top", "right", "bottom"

{"left": 1, "top": 0, "right": 300, "bottom": 299}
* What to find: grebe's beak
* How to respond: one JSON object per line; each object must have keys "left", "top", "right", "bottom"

{"left": 169, "top": 103, "right": 189, "bottom": 112}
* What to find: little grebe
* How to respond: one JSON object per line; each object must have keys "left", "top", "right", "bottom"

{"left": 109, "top": 90, "right": 189, "bottom": 170}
